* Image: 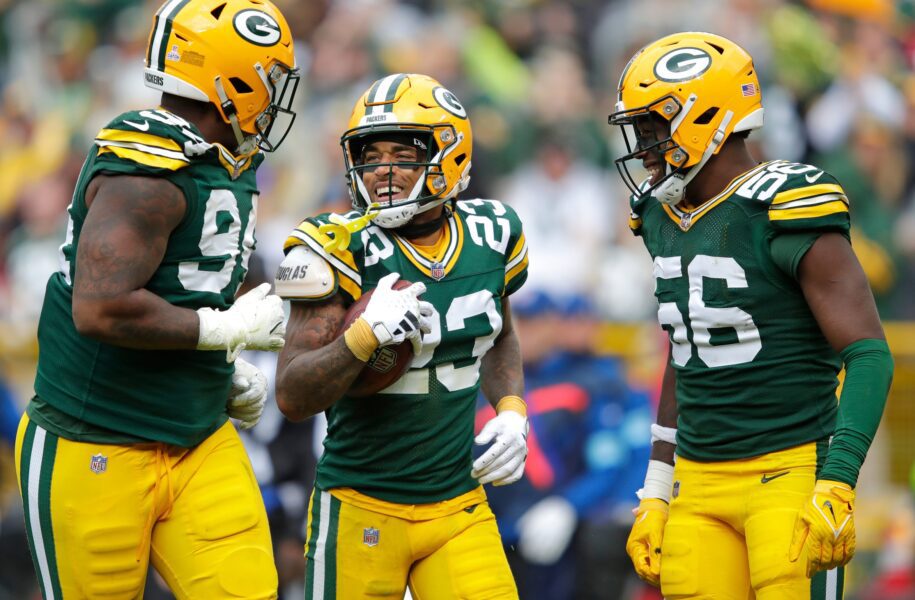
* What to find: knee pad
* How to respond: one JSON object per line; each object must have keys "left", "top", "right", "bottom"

{"left": 218, "top": 546, "right": 278, "bottom": 599}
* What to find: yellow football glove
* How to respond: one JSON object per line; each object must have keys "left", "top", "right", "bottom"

{"left": 789, "top": 479, "right": 856, "bottom": 577}
{"left": 625, "top": 498, "right": 669, "bottom": 587}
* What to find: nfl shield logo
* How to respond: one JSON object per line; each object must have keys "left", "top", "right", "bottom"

{"left": 672, "top": 480, "right": 680, "bottom": 499}
{"left": 89, "top": 453, "right": 107, "bottom": 475}
{"left": 430, "top": 262, "right": 445, "bottom": 281}
{"left": 363, "top": 527, "right": 380, "bottom": 547}
{"left": 679, "top": 213, "right": 692, "bottom": 231}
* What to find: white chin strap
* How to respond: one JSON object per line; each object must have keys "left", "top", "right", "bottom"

{"left": 654, "top": 110, "right": 734, "bottom": 206}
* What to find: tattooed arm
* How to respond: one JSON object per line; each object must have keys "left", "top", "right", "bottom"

{"left": 275, "top": 296, "right": 364, "bottom": 421}
{"left": 479, "top": 295, "right": 524, "bottom": 407}
{"left": 71, "top": 174, "right": 199, "bottom": 349}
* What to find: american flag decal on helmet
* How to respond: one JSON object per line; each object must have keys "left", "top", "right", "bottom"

{"left": 741, "top": 82, "right": 757, "bottom": 96}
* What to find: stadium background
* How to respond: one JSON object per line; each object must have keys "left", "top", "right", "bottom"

{"left": 0, "top": 0, "right": 913, "bottom": 598}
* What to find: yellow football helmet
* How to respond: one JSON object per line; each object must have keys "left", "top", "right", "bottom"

{"left": 608, "top": 32, "right": 763, "bottom": 204}
{"left": 341, "top": 73, "right": 473, "bottom": 229}
{"left": 144, "top": 0, "right": 299, "bottom": 152}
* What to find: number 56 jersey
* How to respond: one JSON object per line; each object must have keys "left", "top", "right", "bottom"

{"left": 631, "top": 160, "right": 851, "bottom": 463}
{"left": 283, "top": 199, "right": 529, "bottom": 504}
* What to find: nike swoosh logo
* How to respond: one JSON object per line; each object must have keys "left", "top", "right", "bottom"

{"left": 123, "top": 119, "right": 150, "bottom": 132}
{"left": 761, "top": 470, "right": 791, "bottom": 484}
{"left": 805, "top": 171, "right": 824, "bottom": 183}
{"left": 824, "top": 500, "right": 837, "bottom": 524}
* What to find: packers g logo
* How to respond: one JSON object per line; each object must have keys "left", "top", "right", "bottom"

{"left": 654, "top": 48, "right": 712, "bottom": 82}
{"left": 433, "top": 87, "right": 467, "bottom": 119}
{"left": 233, "top": 9, "right": 281, "bottom": 47}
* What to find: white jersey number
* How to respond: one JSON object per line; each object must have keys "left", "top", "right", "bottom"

{"left": 655, "top": 254, "right": 762, "bottom": 368}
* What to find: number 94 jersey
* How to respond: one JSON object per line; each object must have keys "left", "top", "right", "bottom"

{"left": 34, "top": 109, "right": 263, "bottom": 448}
{"left": 630, "top": 160, "right": 850, "bottom": 462}
{"left": 283, "top": 199, "right": 529, "bottom": 504}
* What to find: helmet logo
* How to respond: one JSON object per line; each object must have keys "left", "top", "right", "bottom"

{"left": 233, "top": 9, "right": 281, "bottom": 47}
{"left": 653, "top": 48, "right": 711, "bottom": 82}
{"left": 433, "top": 87, "right": 467, "bottom": 119}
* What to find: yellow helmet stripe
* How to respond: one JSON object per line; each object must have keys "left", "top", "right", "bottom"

{"left": 148, "top": 0, "right": 191, "bottom": 71}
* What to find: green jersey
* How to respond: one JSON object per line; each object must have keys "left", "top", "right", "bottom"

{"left": 631, "top": 160, "right": 851, "bottom": 461}
{"left": 283, "top": 200, "right": 529, "bottom": 503}
{"left": 32, "top": 108, "right": 264, "bottom": 447}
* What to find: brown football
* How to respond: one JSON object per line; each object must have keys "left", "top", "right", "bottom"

{"left": 339, "top": 279, "right": 416, "bottom": 398}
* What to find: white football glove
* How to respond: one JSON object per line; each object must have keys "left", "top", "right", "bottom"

{"left": 410, "top": 299, "right": 435, "bottom": 355}
{"left": 517, "top": 496, "right": 578, "bottom": 565}
{"left": 360, "top": 273, "right": 426, "bottom": 348}
{"left": 471, "top": 410, "right": 529, "bottom": 486}
{"left": 227, "top": 357, "right": 267, "bottom": 430}
{"left": 197, "top": 282, "right": 286, "bottom": 362}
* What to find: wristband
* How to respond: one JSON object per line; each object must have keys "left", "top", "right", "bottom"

{"left": 636, "top": 460, "right": 675, "bottom": 503}
{"left": 343, "top": 318, "right": 379, "bottom": 362}
{"left": 496, "top": 395, "right": 527, "bottom": 417}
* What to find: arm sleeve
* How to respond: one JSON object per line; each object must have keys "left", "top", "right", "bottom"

{"left": 769, "top": 231, "right": 822, "bottom": 278}
{"left": 819, "top": 338, "right": 894, "bottom": 487}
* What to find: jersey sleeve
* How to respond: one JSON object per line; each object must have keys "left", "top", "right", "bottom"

{"left": 628, "top": 187, "right": 653, "bottom": 237}
{"left": 501, "top": 202, "right": 529, "bottom": 296}
{"left": 282, "top": 212, "right": 365, "bottom": 303}
{"left": 91, "top": 110, "right": 198, "bottom": 176}
{"left": 766, "top": 168, "right": 850, "bottom": 236}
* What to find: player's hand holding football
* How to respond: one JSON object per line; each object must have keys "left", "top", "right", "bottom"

{"left": 472, "top": 396, "right": 528, "bottom": 486}
{"left": 227, "top": 357, "right": 267, "bottom": 430}
{"left": 197, "top": 282, "right": 286, "bottom": 362}
{"left": 626, "top": 497, "right": 668, "bottom": 587}
{"left": 360, "top": 273, "right": 426, "bottom": 345}
{"left": 789, "top": 479, "right": 856, "bottom": 577}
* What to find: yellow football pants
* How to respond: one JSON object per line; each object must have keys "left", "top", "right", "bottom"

{"left": 15, "top": 414, "right": 277, "bottom": 600}
{"left": 304, "top": 486, "right": 518, "bottom": 599}
{"left": 662, "top": 442, "right": 844, "bottom": 600}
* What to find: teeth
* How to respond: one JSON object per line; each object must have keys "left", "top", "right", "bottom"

{"left": 377, "top": 185, "right": 403, "bottom": 196}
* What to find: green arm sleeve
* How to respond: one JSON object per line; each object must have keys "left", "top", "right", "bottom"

{"left": 769, "top": 231, "right": 821, "bottom": 277}
{"left": 819, "top": 338, "right": 894, "bottom": 487}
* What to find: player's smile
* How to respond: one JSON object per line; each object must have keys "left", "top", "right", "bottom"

{"left": 360, "top": 140, "right": 423, "bottom": 206}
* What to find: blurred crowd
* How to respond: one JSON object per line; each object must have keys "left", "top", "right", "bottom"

{"left": 1, "top": 0, "right": 915, "bottom": 598}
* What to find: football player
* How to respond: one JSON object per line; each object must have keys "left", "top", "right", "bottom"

{"left": 608, "top": 32, "right": 893, "bottom": 599}
{"left": 14, "top": 1, "right": 298, "bottom": 598}
{"left": 274, "top": 73, "right": 530, "bottom": 599}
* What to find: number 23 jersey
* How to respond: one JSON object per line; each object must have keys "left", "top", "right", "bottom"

{"left": 283, "top": 200, "right": 529, "bottom": 504}
{"left": 631, "top": 160, "right": 850, "bottom": 462}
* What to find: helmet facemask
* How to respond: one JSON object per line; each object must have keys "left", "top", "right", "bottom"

{"left": 216, "top": 61, "right": 300, "bottom": 154}
{"left": 342, "top": 124, "right": 463, "bottom": 229}
{"left": 610, "top": 95, "right": 688, "bottom": 203}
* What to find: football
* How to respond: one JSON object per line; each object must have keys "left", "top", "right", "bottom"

{"left": 340, "top": 279, "right": 416, "bottom": 398}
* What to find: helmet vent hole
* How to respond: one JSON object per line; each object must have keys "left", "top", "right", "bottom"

{"left": 229, "top": 77, "right": 253, "bottom": 94}
{"left": 707, "top": 42, "right": 725, "bottom": 54}
{"left": 211, "top": 3, "right": 226, "bottom": 19}
{"left": 175, "top": 33, "right": 188, "bottom": 42}
{"left": 693, "top": 107, "right": 719, "bottom": 125}
{"left": 454, "top": 153, "right": 467, "bottom": 166}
